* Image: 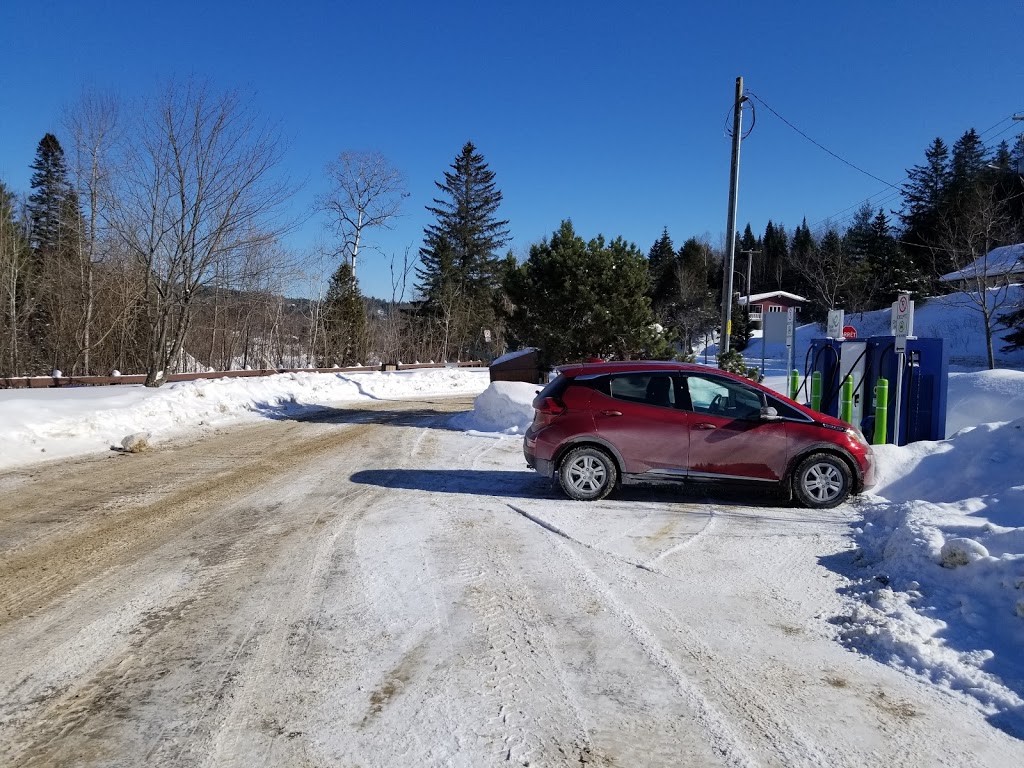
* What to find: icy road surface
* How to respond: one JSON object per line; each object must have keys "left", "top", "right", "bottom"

{"left": 0, "top": 396, "right": 1020, "bottom": 767}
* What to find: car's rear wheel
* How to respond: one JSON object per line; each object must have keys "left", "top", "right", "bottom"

{"left": 793, "top": 453, "right": 852, "bottom": 508}
{"left": 558, "top": 446, "right": 617, "bottom": 501}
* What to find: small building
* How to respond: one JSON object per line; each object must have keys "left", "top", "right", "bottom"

{"left": 939, "top": 243, "right": 1024, "bottom": 288}
{"left": 489, "top": 347, "right": 546, "bottom": 385}
{"left": 738, "top": 291, "right": 808, "bottom": 327}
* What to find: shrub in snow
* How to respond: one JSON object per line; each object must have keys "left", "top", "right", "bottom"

{"left": 939, "top": 537, "right": 989, "bottom": 568}
{"left": 120, "top": 432, "right": 151, "bottom": 453}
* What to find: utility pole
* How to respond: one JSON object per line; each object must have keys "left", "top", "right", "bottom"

{"left": 721, "top": 76, "right": 746, "bottom": 354}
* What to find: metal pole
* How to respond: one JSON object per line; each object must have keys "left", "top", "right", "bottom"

{"left": 721, "top": 76, "right": 744, "bottom": 354}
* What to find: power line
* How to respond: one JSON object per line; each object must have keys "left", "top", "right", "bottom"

{"left": 811, "top": 119, "right": 1024, "bottom": 231}
{"left": 745, "top": 90, "right": 897, "bottom": 188}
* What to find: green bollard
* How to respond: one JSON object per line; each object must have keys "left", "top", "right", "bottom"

{"left": 789, "top": 369, "right": 800, "bottom": 400}
{"left": 873, "top": 378, "right": 889, "bottom": 444}
{"left": 840, "top": 375, "right": 854, "bottom": 425}
{"left": 811, "top": 371, "right": 822, "bottom": 412}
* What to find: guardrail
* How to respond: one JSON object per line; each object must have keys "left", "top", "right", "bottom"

{"left": 0, "top": 361, "right": 485, "bottom": 389}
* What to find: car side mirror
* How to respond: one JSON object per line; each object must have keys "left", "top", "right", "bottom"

{"left": 760, "top": 406, "right": 781, "bottom": 421}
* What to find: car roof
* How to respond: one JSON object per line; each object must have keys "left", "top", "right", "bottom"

{"left": 558, "top": 360, "right": 722, "bottom": 377}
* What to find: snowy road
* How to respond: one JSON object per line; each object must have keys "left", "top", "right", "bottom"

{"left": 0, "top": 396, "right": 1021, "bottom": 767}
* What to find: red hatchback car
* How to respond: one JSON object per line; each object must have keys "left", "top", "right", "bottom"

{"left": 524, "top": 361, "right": 874, "bottom": 508}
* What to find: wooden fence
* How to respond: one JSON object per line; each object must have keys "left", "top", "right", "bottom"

{"left": 0, "top": 362, "right": 485, "bottom": 389}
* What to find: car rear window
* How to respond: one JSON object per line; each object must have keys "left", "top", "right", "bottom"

{"left": 536, "top": 374, "right": 571, "bottom": 402}
{"left": 607, "top": 373, "right": 676, "bottom": 408}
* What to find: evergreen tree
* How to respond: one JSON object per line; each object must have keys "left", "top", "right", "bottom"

{"left": 866, "top": 209, "right": 924, "bottom": 307}
{"left": 321, "top": 262, "right": 366, "bottom": 366}
{"left": 761, "top": 221, "right": 788, "bottom": 291}
{"left": 416, "top": 142, "right": 510, "bottom": 359}
{"left": 27, "top": 133, "right": 76, "bottom": 258}
{"left": 505, "top": 220, "right": 667, "bottom": 365}
{"left": 949, "top": 128, "right": 987, "bottom": 196}
{"left": 647, "top": 228, "right": 676, "bottom": 311}
{"left": 900, "top": 137, "right": 951, "bottom": 287}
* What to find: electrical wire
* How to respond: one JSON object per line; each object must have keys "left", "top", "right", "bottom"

{"left": 810, "top": 116, "right": 1024, "bottom": 231}
{"left": 745, "top": 90, "right": 897, "bottom": 189}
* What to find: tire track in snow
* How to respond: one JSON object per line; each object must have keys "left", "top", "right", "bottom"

{"left": 520, "top": 522, "right": 758, "bottom": 768}
{"left": 506, "top": 501, "right": 840, "bottom": 768}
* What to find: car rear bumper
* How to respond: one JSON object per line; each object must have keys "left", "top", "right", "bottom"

{"left": 523, "top": 436, "right": 555, "bottom": 478}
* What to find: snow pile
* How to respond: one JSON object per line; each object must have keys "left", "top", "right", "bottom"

{"left": 452, "top": 381, "right": 538, "bottom": 435}
{"left": 946, "top": 369, "right": 1024, "bottom": 435}
{"left": 0, "top": 368, "right": 488, "bottom": 470}
{"left": 839, "top": 413, "right": 1024, "bottom": 734}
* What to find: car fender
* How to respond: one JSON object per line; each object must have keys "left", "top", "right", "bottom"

{"left": 553, "top": 435, "right": 627, "bottom": 477}
{"left": 785, "top": 442, "right": 863, "bottom": 490}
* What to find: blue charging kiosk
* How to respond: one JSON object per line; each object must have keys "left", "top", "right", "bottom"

{"left": 806, "top": 336, "right": 947, "bottom": 445}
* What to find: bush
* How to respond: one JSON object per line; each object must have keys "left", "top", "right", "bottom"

{"left": 717, "top": 349, "right": 762, "bottom": 382}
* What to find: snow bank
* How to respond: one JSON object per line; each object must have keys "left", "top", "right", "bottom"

{"left": 946, "top": 369, "right": 1024, "bottom": 435}
{"left": 840, "top": 416, "right": 1024, "bottom": 734}
{"left": 451, "top": 381, "right": 537, "bottom": 435}
{"left": 0, "top": 369, "right": 488, "bottom": 470}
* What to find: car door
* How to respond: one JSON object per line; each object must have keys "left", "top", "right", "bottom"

{"left": 680, "top": 373, "right": 789, "bottom": 482}
{"left": 589, "top": 371, "right": 690, "bottom": 476}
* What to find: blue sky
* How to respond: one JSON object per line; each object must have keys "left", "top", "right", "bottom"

{"left": 1, "top": 1, "right": 1022, "bottom": 299}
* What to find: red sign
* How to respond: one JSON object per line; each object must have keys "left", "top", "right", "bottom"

{"left": 842, "top": 326, "right": 857, "bottom": 339}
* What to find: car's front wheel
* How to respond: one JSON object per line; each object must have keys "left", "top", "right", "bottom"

{"left": 558, "top": 446, "right": 617, "bottom": 501}
{"left": 792, "top": 453, "right": 853, "bottom": 508}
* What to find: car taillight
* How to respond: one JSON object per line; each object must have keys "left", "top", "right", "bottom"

{"left": 536, "top": 397, "right": 565, "bottom": 414}
{"left": 533, "top": 396, "right": 565, "bottom": 427}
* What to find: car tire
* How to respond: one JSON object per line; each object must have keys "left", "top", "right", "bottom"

{"left": 792, "top": 452, "right": 852, "bottom": 509}
{"left": 558, "top": 446, "right": 617, "bottom": 501}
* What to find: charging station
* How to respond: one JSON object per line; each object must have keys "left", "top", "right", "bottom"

{"left": 805, "top": 335, "right": 947, "bottom": 445}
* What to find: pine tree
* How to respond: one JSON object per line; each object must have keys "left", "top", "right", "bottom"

{"left": 900, "top": 137, "right": 951, "bottom": 289}
{"left": 761, "top": 220, "right": 788, "bottom": 291}
{"left": 505, "top": 221, "right": 666, "bottom": 365}
{"left": 416, "top": 142, "right": 510, "bottom": 360}
{"left": 27, "top": 134, "right": 77, "bottom": 260}
{"left": 949, "top": 128, "right": 987, "bottom": 195}
{"left": 322, "top": 262, "right": 366, "bottom": 366}
{"left": 647, "top": 228, "right": 676, "bottom": 311}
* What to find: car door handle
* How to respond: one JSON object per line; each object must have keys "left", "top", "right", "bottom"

{"left": 600, "top": 410, "right": 623, "bottom": 417}
{"left": 694, "top": 423, "right": 717, "bottom": 430}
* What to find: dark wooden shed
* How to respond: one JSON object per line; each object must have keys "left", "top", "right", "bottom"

{"left": 489, "top": 348, "right": 546, "bottom": 385}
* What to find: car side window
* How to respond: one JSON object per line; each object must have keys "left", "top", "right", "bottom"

{"left": 607, "top": 373, "right": 676, "bottom": 408}
{"left": 683, "top": 375, "right": 763, "bottom": 420}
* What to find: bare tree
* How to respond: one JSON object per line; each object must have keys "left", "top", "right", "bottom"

{"left": 64, "top": 90, "right": 122, "bottom": 374}
{"left": 108, "top": 80, "right": 294, "bottom": 386}
{"left": 929, "top": 185, "right": 1020, "bottom": 369}
{"left": 0, "top": 187, "right": 32, "bottom": 374}
{"left": 317, "top": 151, "right": 407, "bottom": 280}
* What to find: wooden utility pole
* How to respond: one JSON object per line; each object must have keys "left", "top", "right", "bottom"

{"left": 721, "top": 77, "right": 746, "bottom": 354}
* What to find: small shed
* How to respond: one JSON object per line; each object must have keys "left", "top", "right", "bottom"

{"left": 489, "top": 348, "right": 545, "bottom": 384}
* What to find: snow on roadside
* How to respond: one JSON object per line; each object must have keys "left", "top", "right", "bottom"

{"left": 839, "top": 394, "right": 1024, "bottom": 733}
{"left": 450, "top": 380, "right": 537, "bottom": 436}
{"left": 0, "top": 368, "right": 489, "bottom": 471}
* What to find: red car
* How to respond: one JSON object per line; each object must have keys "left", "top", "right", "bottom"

{"left": 524, "top": 361, "right": 874, "bottom": 508}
